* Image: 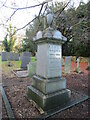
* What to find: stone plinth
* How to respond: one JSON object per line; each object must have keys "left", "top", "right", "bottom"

{"left": 32, "top": 75, "right": 66, "bottom": 94}
{"left": 27, "top": 86, "right": 71, "bottom": 111}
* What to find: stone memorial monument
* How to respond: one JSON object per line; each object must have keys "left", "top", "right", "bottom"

{"left": 21, "top": 56, "right": 30, "bottom": 69}
{"left": 7, "top": 52, "right": 19, "bottom": 61}
{"left": 27, "top": 62, "right": 36, "bottom": 77}
{"left": 27, "top": 9, "right": 71, "bottom": 112}
{"left": 1, "top": 52, "right": 7, "bottom": 61}
{"left": 20, "top": 52, "right": 30, "bottom": 60}
{"left": 20, "top": 52, "right": 31, "bottom": 69}
{"left": 64, "top": 56, "right": 71, "bottom": 74}
{"left": 75, "top": 58, "right": 82, "bottom": 73}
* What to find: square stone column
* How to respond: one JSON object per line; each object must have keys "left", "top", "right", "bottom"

{"left": 27, "top": 38, "right": 71, "bottom": 112}
{"left": 36, "top": 43, "right": 62, "bottom": 78}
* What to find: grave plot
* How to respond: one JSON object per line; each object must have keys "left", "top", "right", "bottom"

{"left": 1, "top": 8, "right": 89, "bottom": 119}
{"left": 12, "top": 52, "right": 31, "bottom": 77}
{"left": 1, "top": 54, "right": 89, "bottom": 119}
{"left": 1, "top": 69, "right": 89, "bottom": 119}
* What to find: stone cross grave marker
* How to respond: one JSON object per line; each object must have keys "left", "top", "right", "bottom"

{"left": 75, "top": 58, "right": 82, "bottom": 73}
{"left": 64, "top": 56, "right": 71, "bottom": 74}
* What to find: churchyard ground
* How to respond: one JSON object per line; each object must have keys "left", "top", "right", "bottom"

{"left": 1, "top": 56, "right": 89, "bottom": 119}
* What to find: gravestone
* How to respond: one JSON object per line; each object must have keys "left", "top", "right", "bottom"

{"left": 27, "top": 9, "right": 71, "bottom": 112}
{"left": 27, "top": 62, "right": 36, "bottom": 77}
{"left": 12, "top": 53, "right": 19, "bottom": 61}
{"left": 64, "top": 56, "right": 71, "bottom": 74}
{"left": 20, "top": 52, "right": 30, "bottom": 60}
{"left": 7, "top": 52, "right": 13, "bottom": 61}
{"left": 1, "top": 52, "right": 7, "bottom": 61}
{"left": 75, "top": 58, "right": 82, "bottom": 73}
{"left": 7, "top": 52, "right": 19, "bottom": 61}
{"left": 21, "top": 56, "right": 30, "bottom": 69}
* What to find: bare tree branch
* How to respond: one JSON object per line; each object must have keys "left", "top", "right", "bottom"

{"left": 3, "top": 0, "right": 71, "bottom": 34}
{"left": 38, "top": 3, "right": 45, "bottom": 25}
{"left": 55, "top": 0, "right": 71, "bottom": 19}
{"left": 0, "top": 0, "right": 7, "bottom": 8}
{"left": 6, "top": 9, "right": 18, "bottom": 22}
{"left": 16, "top": 16, "right": 38, "bottom": 32}
{"left": 5, "top": 1, "right": 50, "bottom": 23}
{"left": 2, "top": 1, "right": 48, "bottom": 10}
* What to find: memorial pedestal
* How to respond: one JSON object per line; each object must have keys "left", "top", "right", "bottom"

{"left": 27, "top": 85, "right": 71, "bottom": 111}
{"left": 27, "top": 38, "right": 71, "bottom": 112}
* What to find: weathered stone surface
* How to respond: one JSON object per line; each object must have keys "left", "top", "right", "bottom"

{"left": 28, "top": 62, "right": 36, "bottom": 76}
{"left": 20, "top": 52, "right": 31, "bottom": 60}
{"left": 7, "top": 52, "right": 19, "bottom": 61}
{"left": 64, "top": 56, "right": 71, "bottom": 74}
{"left": 75, "top": 58, "right": 82, "bottom": 73}
{"left": 32, "top": 75, "right": 66, "bottom": 94}
{"left": 36, "top": 43, "right": 62, "bottom": 78}
{"left": 27, "top": 10, "right": 71, "bottom": 113}
{"left": 13, "top": 53, "right": 19, "bottom": 61}
{"left": 21, "top": 56, "right": 30, "bottom": 69}
{"left": 27, "top": 86, "right": 71, "bottom": 111}
{"left": 1, "top": 52, "right": 7, "bottom": 61}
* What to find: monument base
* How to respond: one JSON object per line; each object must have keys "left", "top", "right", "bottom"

{"left": 32, "top": 75, "right": 66, "bottom": 94}
{"left": 27, "top": 85, "right": 71, "bottom": 112}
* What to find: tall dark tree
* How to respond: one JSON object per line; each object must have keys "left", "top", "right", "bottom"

{"left": 2, "top": 24, "right": 16, "bottom": 52}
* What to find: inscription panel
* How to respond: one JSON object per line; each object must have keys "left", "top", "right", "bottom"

{"left": 47, "top": 44, "right": 62, "bottom": 78}
{"left": 36, "top": 43, "right": 62, "bottom": 78}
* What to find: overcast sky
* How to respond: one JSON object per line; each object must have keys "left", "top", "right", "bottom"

{"left": 0, "top": 0, "right": 88, "bottom": 41}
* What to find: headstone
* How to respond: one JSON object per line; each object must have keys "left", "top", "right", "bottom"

{"left": 6, "top": 52, "right": 19, "bottom": 61}
{"left": 15, "top": 53, "right": 19, "bottom": 61}
{"left": 12, "top": 53, "right": 19, "bottom": 61}
{"left": 27, "top": 9, "right": 71, "bottom": 112}
{"left": 27, "top": 62, "right": 36, "bottom": 77}
{"left": 64, "top": 56, "right": 71, "bottom": 73}
{"left": 7, "top": 52, "right": 13, "bottom": 61}
{"left": 75, "top": 58, "right": 82, "bottom": 73}
{"left": 1, "top": 52, "right": 7, "bottom": 61}
{"left": 21, "top": 56, "right": 30, "bottom": 69}
{"left": 20, "top": 52, "right": 30, "bottom": 60}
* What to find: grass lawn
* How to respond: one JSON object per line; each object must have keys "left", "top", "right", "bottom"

{"left": 0, "top": 55, "right": 36, "bottom": 75}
